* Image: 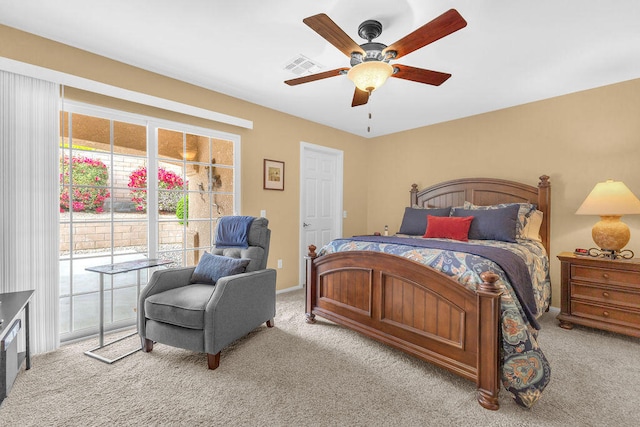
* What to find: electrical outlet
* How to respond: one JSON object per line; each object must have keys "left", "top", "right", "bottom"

{"left": 343, "top": 210, "right": 347, "bottom": 218}
{"left": 277, "top": 259, "right": 283, "bottom": 269}
{"left": 260, "top": 210, "right": 266, "bottom": 218}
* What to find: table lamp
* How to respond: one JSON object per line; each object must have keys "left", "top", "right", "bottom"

{"left": 576, "top": 179, "right": 640, "bottom": 259}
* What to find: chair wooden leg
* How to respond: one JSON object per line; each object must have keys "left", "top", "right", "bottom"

{"left": 207, "top": 352, "right": 221, "bottom": 370}
{"left": 142, "top": 338, "right": 153, "bottom": 352}
{"left": 266, "top": 319, "right": 275, "bottom": 328}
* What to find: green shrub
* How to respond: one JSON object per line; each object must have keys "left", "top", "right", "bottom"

{"left": 59, "top": 156, "right": 110, "bottom": 212}
{"left": 176, "top": 195, "right": 189, "bottom": 225}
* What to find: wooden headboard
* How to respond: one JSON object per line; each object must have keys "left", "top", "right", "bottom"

{"left": 410, "top": 175, "right": 551, "bottom": 254}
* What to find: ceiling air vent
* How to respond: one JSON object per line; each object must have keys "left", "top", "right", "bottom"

{"left": 283, "top": 55, "right": 323, "bottom": 76}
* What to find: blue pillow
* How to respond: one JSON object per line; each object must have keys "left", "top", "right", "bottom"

{"left": 398, "top": 207, "right": 451, "bottom": 235}
{"left": 451, "top": 204, "right": 519, "bottom": 242}
{"left": 191, "top": 252, "right": 250, "bottom": 285}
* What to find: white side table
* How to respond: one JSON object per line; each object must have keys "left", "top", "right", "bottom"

{"left": 84, "top": 259, "right": 172, "bottom": 364}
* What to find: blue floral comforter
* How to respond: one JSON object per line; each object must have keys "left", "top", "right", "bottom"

{"left": 318, "top": 236, "right": 551, "bottom": 408}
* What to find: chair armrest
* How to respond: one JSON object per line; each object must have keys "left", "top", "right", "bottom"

{"left": 138, "top": 266, "right": 196, "bottom": 334}
{"left": 208, "top": 268, "right": 277, "bottom": 314}
{"left": 204, "top": 269, "right": 277, "bottom": 353}
{"left": 140, "top": 266, "right": 196, "bottom": 299}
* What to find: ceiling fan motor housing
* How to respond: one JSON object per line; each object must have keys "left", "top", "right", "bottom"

{"left": 351, "top": 19, "right": 395, "bottom": 67}
{"left": 351, "top": 20, "right": 396, "bottom": 66}
{"left": 351, "top": 42, "right": 388, "bottom": 66}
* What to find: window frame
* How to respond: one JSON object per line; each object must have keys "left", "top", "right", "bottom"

{"left": 59, "top": 101, "right": 241, "bottom": 342}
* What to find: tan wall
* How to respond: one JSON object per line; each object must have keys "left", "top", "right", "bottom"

{"left": 3, "top": 23, "right": 640, "bottom": 305}
{"left": 366, "top": 79, "right": 640, "bottom": 307}
{"left": 0, "top": 24, "right": 370, "bottom": 291}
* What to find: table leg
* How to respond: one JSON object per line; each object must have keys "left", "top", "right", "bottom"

{"left": 99, "top": 273, "right": 104, "bottom": 347}
{"left": 25, "top": 301, "right": 30, "bottom": 370}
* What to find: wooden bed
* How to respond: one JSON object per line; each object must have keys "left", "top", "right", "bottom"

{"left": 304, "top": 175, "right": 551, "bottom": 410}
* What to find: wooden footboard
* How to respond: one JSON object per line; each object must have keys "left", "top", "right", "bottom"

{"left": 305, "top": 245, "right": 503, "bottom": 410}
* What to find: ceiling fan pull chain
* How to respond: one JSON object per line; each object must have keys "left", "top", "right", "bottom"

{"left": 367, "top": 90, "right": 377, "bottom": 134}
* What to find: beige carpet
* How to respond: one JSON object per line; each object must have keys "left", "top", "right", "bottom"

{"left": 1, "top": 289, "right": 639, "bottom": 426}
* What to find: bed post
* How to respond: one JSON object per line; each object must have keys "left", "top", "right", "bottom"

{"left": 537, "top": 175, "right": 551, "bottom": 256}
{"left": 476, "top": 272, "right": 503, "bottom": 410}
{"left": 410, "top": 183, "right": 419, "bottom": 207}
{"left": 305, "top": 245, "right": 318, "bottom": 324}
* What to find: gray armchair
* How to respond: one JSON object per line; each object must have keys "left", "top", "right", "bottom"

{"left": 138, "top": 217, "right": 276, "bottom": 369}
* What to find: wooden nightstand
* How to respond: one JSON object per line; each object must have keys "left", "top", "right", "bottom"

{"left": 557, "top": 252, "right": 640, "bottom": 338}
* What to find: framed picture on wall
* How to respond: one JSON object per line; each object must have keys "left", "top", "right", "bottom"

{"left": 263, "top": 159, "right": 284, "bottom": 191}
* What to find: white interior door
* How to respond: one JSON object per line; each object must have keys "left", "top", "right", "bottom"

{"left": 299, "top": 142, "right": 343, "bottom": 285}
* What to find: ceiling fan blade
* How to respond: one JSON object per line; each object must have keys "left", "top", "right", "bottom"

{"left": 383, "top": 9, "right": 467, "bottom": 59}
{"left": 303, "top": 14, "right": 365, "bottom": 57}
{"left": 351, "top": 88, "right": 370, "bottom": 107}
{"left": 285, "top": 68, "right": 349, "bottom": 86}
{"left": 391, "top": 64, "right": 451, "bottom": 86}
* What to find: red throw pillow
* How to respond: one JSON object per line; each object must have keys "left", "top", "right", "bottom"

{"left": 423, "top": 215, "right": 473, "bottom": 241}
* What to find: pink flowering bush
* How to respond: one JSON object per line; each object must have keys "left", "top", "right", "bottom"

{"left": 128, "top": 166, "right": 185, "bottom": 212}
{"left": 59, "top": 156, "right": 110, "bottom": 212}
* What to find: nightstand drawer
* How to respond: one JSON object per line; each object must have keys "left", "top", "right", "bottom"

{"left": 571, "top": 282, "right": 640, "bottom": 310}
{"left": 571, "top": 300, "right": 640, "bottom": 328}
{"left": 571, "top": 265, "right": 640, "bottom": 287}
{"left": 558, "top": 252, "right": 640, "bottom": 337}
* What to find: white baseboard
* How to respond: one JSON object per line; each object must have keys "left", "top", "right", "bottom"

{"left": 276, "top": 284, "right": 303, "bottom": 294}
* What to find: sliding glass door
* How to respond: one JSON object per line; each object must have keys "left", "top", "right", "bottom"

{"left": 155, "top": 128, "right": 237, "bottom": 266}
{"left": 59, "top": 103, "right": 240, "bottom": 342}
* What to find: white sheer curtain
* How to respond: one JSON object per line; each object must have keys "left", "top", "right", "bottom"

{"left": 0, "top": 70, "right": 60, "bottom": 354}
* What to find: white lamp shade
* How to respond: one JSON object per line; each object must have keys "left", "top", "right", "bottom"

{"left": 575, "top": 180, "right": 640, "bottom": 216}
{"left": 347, "top": 61, "right": 393, "bottom": 93}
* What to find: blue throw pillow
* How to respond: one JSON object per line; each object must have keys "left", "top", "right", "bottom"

{"left": 191, "top": 252, "right": 251, "bottom": 285}
{"left": 398, "top": 207, "right": 452, "bottom": 235}
{"left": 452, "top": 204, "right": 519, "bottom": 242}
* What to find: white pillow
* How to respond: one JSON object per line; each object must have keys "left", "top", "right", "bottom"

{"left": 520, "top": 210, "right": 543, "bottom": 242}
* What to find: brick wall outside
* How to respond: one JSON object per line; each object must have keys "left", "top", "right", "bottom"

{"left": 60, "top": 153, "right": 189, "bottom": 253}
{"left": 110, "top": 155, "right": 145, "bottom": 199}
{"left": 60, "top": 213, "right": 185, "bottom": 252}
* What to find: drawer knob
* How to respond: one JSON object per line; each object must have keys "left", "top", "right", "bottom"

{"left": 602, "top": 292, "right": 610, "bottom": 298}
{"left": 602, "top": 273, "right": 610, "bottom": 279}
{"left": 603, "top": 311, "right": 610, "bottom": 317}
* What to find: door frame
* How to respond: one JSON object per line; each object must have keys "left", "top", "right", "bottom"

{"left": 299, "top": 141, "right": 344, "bottom": 286}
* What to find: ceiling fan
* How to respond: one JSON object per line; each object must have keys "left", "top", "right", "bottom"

{"left": 285, "top": 9, "right": 467, "bottom": 107}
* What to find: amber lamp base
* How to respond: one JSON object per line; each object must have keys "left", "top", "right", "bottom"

{"left": 592, "top": 215, "right": 630, "bottom": 252}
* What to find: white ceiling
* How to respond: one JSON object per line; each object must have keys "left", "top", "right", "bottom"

{"left": 2, "top": 0, "right": 640, "bottom": 138}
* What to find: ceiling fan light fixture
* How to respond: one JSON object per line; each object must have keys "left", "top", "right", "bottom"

{"left": 347, "top": 61, "right": 393, "bottom": 93}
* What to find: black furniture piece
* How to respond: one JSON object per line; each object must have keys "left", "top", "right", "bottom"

{"left": 0, "top": 290, "right": 34, "bottom": 404}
